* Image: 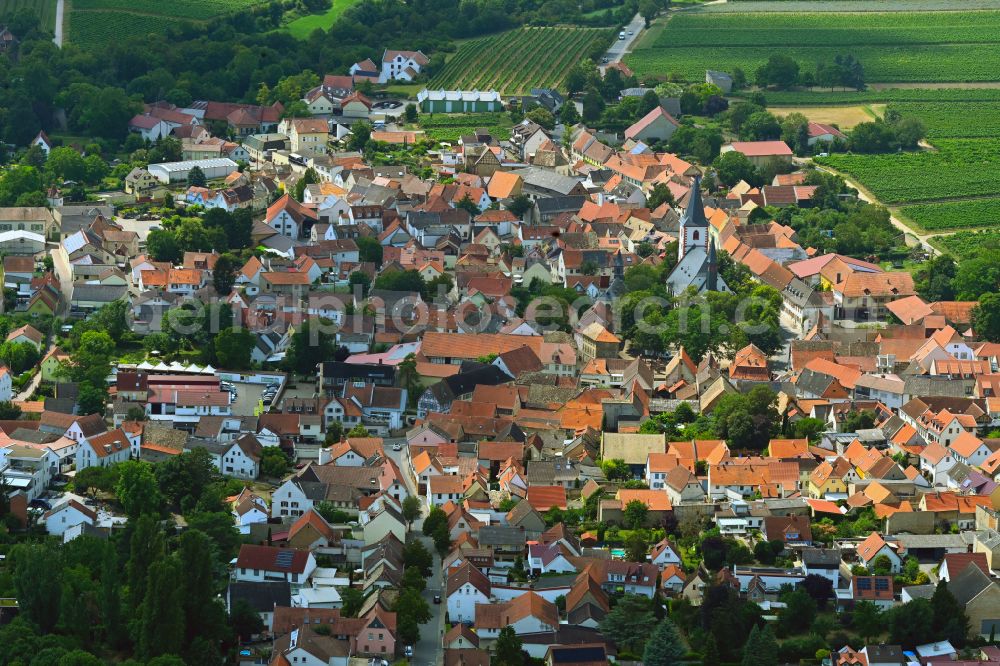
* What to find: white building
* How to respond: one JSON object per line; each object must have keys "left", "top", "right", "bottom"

{"left": 43, "top": 499, "right": 97, "bottom": 537}
{"left": 75, "top": 429, "right": 131, "bottom": 470}
{"left": 446, "top": 563, "right": 490, "bottom": 623}
{"left": 147, "top": 158, "right": 239, "bottom": 184}
{"left": 234, "top": 544, "right": 317, "bottom": 593}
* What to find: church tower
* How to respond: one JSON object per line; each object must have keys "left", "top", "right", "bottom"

{"left": 678, "top": 173, "right": 709, "bottom": 262}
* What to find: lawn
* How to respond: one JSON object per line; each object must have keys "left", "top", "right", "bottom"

{"left": 67, "top": 0, "right": 266, "bottom": 48}
{"left": 0, "top": 0, "right": 57, "bottom": 31}
{"left": 284, "top": 0, "right": 361, "bottom": 39}
{"left": 818, "top": 139, "right": 1000, "bottom": 204}
{"left": 429, "top": 26, "right": 613, "bottom": 94}
{"left": 626, "top": 9, "right": 1000, "bottom": 82}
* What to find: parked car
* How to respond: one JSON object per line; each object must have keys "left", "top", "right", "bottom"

{"left": 392, "top": 443, "right": 402, "bottom": 451}
{"left": 404, "top": 646, "right": 413, "bottom": 657}
{"left": 433, "top": 595, "right": 441, "bottom": 604}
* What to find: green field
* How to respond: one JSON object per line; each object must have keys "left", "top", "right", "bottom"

{"left": 627, "top": 9, "right": 1000, "bottom": 82}
{"left": 68, "top": 0, "right": 265, "bottom": 48}
{"left": 934, "top": 228, "right": 1000, "bottom": 259}
{"left": 0, "top": 0, "right": 57, "bottom": 31}
{"left": 284, "top": 0, "right": 361, "bottom": 39}
{"left": 429, "top": 26, "right": 612, "bottom": 94}
{"left": 416, "top": 113, "right": 514, "bottom": 142}
{"left": 901, "top": 198, "right": 1000, "bottom": 233}
{"left": 741, "top": 88, "right": 1000, "bottom": 106}
{"left": 817, "top": 140, "right": 1000, "bottom": 205}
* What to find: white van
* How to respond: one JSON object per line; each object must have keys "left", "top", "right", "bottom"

{"left": 619, "top": 31, "right": 626, "bottom": 39}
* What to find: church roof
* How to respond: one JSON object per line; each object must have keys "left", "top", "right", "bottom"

{"left": 680, "top": 174, "right": 708, "bottom": 229}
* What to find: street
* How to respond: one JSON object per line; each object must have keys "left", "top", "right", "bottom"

{"left": 602, "top": 13, "right": 645, "bottom": 69}
{"left": 386, "top": 436, "right": 445, "bottom": 665}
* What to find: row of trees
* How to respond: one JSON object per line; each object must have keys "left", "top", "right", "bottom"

{"left": 755, "top": 54, "right": 865, "bottom": 91}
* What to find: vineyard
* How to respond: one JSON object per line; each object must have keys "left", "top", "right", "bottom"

{"left": 707, "top": 0, "right": 1000, "bottom": 12}
{"left": 934, "top": 229, "right": 1000, "bottom": 259}
{"left": 626, "top": 9, "right": 1000, "bottom": 82}
{"left": 886, "top": 102, "right": 1000, "bottom": 139}
{"left": 0, "top": 0, "right": 57, "bottom": 31}
{"left": 68, "top": 0, "right": 265, "bottom": 48}
{"left": 816, "top": 140, "right": 1000, "bottom": 204}
{"left": 741, "top": 88, "right": 1000, "bottom": 106}
{"left": 417, "top": 113, "right": 514, "bottom": 142}
{"left": 429, "top": 27, "right": 613, "bottom": 95}
{"left": 901, "top": 198, "right": 1000, "bottom": 232}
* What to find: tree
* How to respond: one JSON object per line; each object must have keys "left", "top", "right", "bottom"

{"left": 403, "top": 539, "right": 433, "bottom": 576}
{"left": 137, "top": 557, "right": 185, "bottom": 660}
{"left": 293, "top": 167, "right": 319, "bottom": 202}
{"left": 347, "top": 424, "right": 370, "bottom": 437}
{"left": 798, "top": 574, "right": 834, "bottom": 610}
{"left": 526, "top": 106, "right": 555, "bottom": 130}
{"left": 625, "top": 530, "right": 648, "bottom": 562}
{"left": 348, "top": 270, "right": 371, "bottom": 297}
{"left": 115, "top": 460, "right": 164, "bottom": 519}
{"left": 639, "top": 0, "right": 660, "bottom": 27}
{"left": 401, "top": 566, "right": 427, "bottom": 593}
{"left": 284, "top": 319, "right": 337, "bottom": 375}
{"left": 583, "top": 87, "right": 605, "bottom": 122}
{"left": 742, "top": 111, "right": 781, "bottom": 141}
{"left": 755, "top": 54, "right": 800, "bottom": 90}
{"left": 623, "top": 499, "right": 649, "bottom": 529}
{"left": 559, "top": 101, "right": 580, "bottom": 126}
{"left": 46, "top": 147, "right": 88, "bottom": 182}
{"left": 341, "top": 588, "right": 365, "bottom": 617}
{"left": 507, "top": 193, "right": 532, "bottom": 219}
{"left": 214, "top": 328, "right": 254, "bottom": 371}
{"left": 778, "top": 587, "right": 817, "bottom": 635}
{"left": 494, "top": 626, "right": 524, "bottom": 666}
{"left": 600, "top": 594, "right": 657, "bottom": 653}
{"left": 230, "top": 599, "right": 264, "bottom": 642}
{"left": 404, "top": 103, "right": 418, "bottom": 123}
{"left": 714, "top": 151, "right": 757, "bottom": 187}
{"left": 741, "top": 624, "right": 778, "bottom": 666}
{"left": 260, "top": 448, "right": 289, "bottom": 478}
{"left": 642, "top": 618, "right": 684, "bottom": 665}
{"left": 887, "top": 597, "right": 933, "bottom": 649}
{"left": 601, "top": 458, "right": 632, "bottom": 481}
{"left": 647, "top": 182, "right": 675, "bottom": 210}
{"left": 401, "top": 495, "right": 422, "bottom": 526}
{"left": 349, "top": 121, "right": 372, "bottom": 151}
{"left": 851, "top": 600, "right": 883, "bottom": 643}
{"left": 422, "top": 506, "right": 448, "bottom": 537}
{"left": 187, "top": 166, "right": 206, "bottom": 187}
{"left": 356, "top": 235, "right": 383, "bottom": 264}
{"left": 455, "top": 193, "right": 480, "bottom": 215}
{"left": 394, "top": 587, "right": 430, "bottom": 645}
{"left": 212, "top": 253, "right": 238, "bottom": 295}
{"left": 973, "top": 292, "right": 1000, "bottom": 342}
{"left": 931, "top": 581, "right": 969, "bottom": 647}
{"left": 10, "top": 543, "right": 62, "bottom": 632}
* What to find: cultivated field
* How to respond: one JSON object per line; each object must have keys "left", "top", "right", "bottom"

{"left": 417, "top": 113, "right": 514, "bottom": 143}
{"left": 816, "top": 139, "right": 1000, "bottom": 205}
{"left": 769, "top": 105, "right": 878, "bottom": 128}
{"left": 934, "top": 228, "right": 1000, "bottom": 259}
{"left": 901, "top": 198, "right": 1000, "bottom": 233}
{"left": 0, "top": 0, "right": 57, "bottom": 31}
{"left": 429, "top": 26, "right": 613, "bottom": 94}
{"left": 626, "top": 10, "right": 1000, "bottom": 83}
{"left": 68, "top": 0, "right": 266, "bottom": 48}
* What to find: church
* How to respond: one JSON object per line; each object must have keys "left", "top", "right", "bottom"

{"left": 664, "top": 174, "right": 729, "bottom": 296}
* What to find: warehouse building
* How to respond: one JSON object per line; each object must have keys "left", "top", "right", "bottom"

{"left": 147, "top": 158, "right": 239, "bottom": 184}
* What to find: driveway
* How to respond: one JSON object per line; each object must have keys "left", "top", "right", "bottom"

{"left": 602, "top": 13, "right": 645, "bottom": 68}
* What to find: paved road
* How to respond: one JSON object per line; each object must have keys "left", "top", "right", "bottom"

{"left": 412, "top": 535, "right": 445, "bottom": 666}
{"left": 602, "top": 13, "right": 645, "bottom": 68}
{"left": 53, "top": 0, "right": 64, "bottom": 47}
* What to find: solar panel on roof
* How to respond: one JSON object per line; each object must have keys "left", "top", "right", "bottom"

{"left": 875, "top": 578, "right": 889, "bottom": 590}
{"left": 274, "top": 550, "right": 295, "bottom": 569}
{"left": 857, "top": 578, "right": 872, "bottom": 589}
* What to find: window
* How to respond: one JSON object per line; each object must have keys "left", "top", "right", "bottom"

{"left": 692, "top": 230, "right": 699, "bottom": 241}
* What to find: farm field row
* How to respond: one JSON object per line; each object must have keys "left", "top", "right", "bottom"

{"left": 933, "top": 229, "right": 1000, "bottom": 259}
{"left": 886, "top": 101, "right": 1000, "bottom": 138}
{"left": 901, "top": 198, "right": 1000, "bottom": 233}
{"left": 627, "top": 43, "right": 1000, "bottom": 84}
{"left": 71, "top": 0, "right": 265, "bottom": 20}
{"left": 429, "top": 26, "right": 611, "bottom": 94}
{"left": 744, "top": 88, "right": 1000, "bottom": 106}
{"left": 0, "top": 0, "right": 57, "bottom": 31}
{"left": 815, "top": 139, "right": 1000, "bottom": 204}
{"left": 660, "top": 11, "right": 1000, "bottom": 47}
{"left": 704, "top": 0, "right": 1000, "bottom": 12}
{"left": 68, "top": 11, "right": 188, "bottom": 48}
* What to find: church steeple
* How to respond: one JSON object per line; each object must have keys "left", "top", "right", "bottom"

{"left": 679, "top": 173, "right": 708, "bottom": 261}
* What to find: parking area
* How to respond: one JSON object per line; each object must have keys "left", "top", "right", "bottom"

{"left": 229, "top": 382, "right": 269, "bottom": 417}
